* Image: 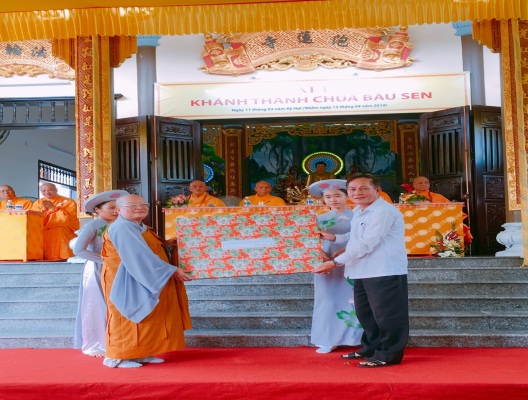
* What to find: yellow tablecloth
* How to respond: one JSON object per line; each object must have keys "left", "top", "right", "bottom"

{"left": 0, "top": 210, "right": 44, "bottom": 261}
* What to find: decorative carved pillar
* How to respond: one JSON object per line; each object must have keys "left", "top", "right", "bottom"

{"left": 53, "top": 36, "right": 136, "bottom": 215}
{"left": 397, "top": 123, "right": 419, "bottom": 183}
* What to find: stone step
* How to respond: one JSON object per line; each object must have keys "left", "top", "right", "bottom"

{"left": 407, "top": 329, "right": 528, "bottom": 347}
{"left": 408, "top": 295, "right": 528, "bottom": 311}
{"left": 0, "top": 330, "right": 73, "bottom": 349}
{"left": 0, "top": 263, "right": 83, "bottom": 273}
{"left": 409, "top": 310, "right": 528, "bottom": 330}
{"left": 0, "top": 286, "right": 79, "bottom": 300}
{"left": 188, "top": 296, "right": 313, "bottom": 313}
{"left": 408, "top": 267, "right": 528, "bottom": 282}
{"left": 0, "top": 314, "right": 75, "bottom": 332}
{"left": 184, "top": 329, "right": 311, "bottom": 347}
{"left": 0, "top": 300, "right": 78, "bottom": 314}
{"left": 0, "top": 273, "right": 81, "bottom": 286}
{"left": 190, "top": 311, "right": 311, "bottom": 330}
{"left": 408, "top": 282, "right": 528, "bottom": 296}
{"left": 185, "top": 282, "right": 314, "bottom": 297}
{"left": 407, "top": 257, "right": 523, "bottom": 269}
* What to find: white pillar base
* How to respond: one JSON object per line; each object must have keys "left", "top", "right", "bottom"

{"left": 495, "top": 222, "right": 523, "bottom": 257}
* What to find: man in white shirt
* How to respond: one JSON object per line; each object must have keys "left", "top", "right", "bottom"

{"left": 315, "top": 174, "right": 409, "bottom": 368}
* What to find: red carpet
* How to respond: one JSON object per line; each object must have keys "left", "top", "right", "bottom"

{"left": 0, "top": 347, "right": 527, "bottom": 399}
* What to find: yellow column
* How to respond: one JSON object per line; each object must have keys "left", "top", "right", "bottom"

{"left": 500, "top": 20, "right": 528, "bottom": 265}
{"left": 53, "top": 36, "right": 136, "bottom": 215}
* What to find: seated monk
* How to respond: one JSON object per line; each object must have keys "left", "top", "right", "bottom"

{"left": 239, "top": 181, "right": 286, "bottom": 206}
{"left": 0, "top": 185, "right": 32, "bottom": 210}
{"left": 31, "top": 183, "right": 79, "bottom": 260}
{"left": 307, "top": 161, "right": 335, "bottom": 185}
{"left": 187, "top": 180, "right": 226, "bottom": 207}
{"left": 412, "top": 176, "right": 473, "bottom": 245}
{"left": 412, "top": 176, "right": 450, "bottom": 202}
{"left": 377, "top": 188, "right": 393, "bottom": 203}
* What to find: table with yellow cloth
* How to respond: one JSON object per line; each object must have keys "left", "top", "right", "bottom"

{"left": 164, "top": 202, "right": 464, "bottom": 278}
{"left": 0, "top": 210, "right": 44, "bottom": 261}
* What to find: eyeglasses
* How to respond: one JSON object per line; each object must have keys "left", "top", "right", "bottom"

{"left": 122, "top": 203, "right": 150, "bottom": 208}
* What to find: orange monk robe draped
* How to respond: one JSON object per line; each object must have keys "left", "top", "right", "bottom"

{"left": 101, "top": 228, "right": 192, "bottom": 360}
{"left": 188, "top": 193, "right": 226, "bottom": 207}
{"left": 238, "top": 194, "right": 286, "bottom": 206}
{"left": 31, "top": 195, "right": 79, "bottom": 260}
{"left": 378, "top": 190, "right": 393, "bottom": 203}
{"left": 0, "top": 197, "right": 32, "bottom": 210}
{"left": 416, "top": 189, "right": 473, "bottom": 244}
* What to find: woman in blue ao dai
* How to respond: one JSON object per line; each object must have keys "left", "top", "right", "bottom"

{"left": 309, "top": 180, "right": 363, "bottom": 354}
{"left": 73, "top": 190, "right": 128, "bottom": 356}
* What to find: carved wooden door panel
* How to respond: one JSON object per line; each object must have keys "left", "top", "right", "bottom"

{"left": 152, "top": 116, "right": 202, "bottom": 236}
{"left": 115, "top": 116, "right": 201, "bottom": 235}
{"left": 471, "top": 106, "right": 504, "bottom": 255}
{"left": 419, "top": 107, "right": 471, "bottom": 201}
{"left": 419, "top": 107, "right": 473, "bottom": 252}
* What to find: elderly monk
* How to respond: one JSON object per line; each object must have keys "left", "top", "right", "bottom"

{"left": 239, "top": 181, "right": 286, "bottom": 206}
{"left": 412, "top": 176, "right": 450, "bottom": 202}
{"left": 0, "top": 185, "right": 32, "bottom": 210}
{"left": 187, "top": 180, "right": 226, "bottom": 207}
{"left": 101, "top": 194, "right": 192, "bottom": 368}
{"left": 31, "top": 183, "right": 79, "bottom": 260}
{"left": 412, "top": 176, "right": 473, "bottom": 244}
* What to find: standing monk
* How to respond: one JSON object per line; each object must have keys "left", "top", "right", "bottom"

{"left": 31, "top": 183, "right": 79, "bottom": 260}
{"left": 187, "top": 180, "right": 226, "bottom": 207}
{"left": 0, "top": 185, "right": 32, "bottom": 210}
{"left": 101, "top": 194, "right": 192, "bottom": 368}
{"left": 239, "top": 181, "right": 286, "bottom": 206}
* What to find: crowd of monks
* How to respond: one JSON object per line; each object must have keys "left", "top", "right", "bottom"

{"left": 1, "top": 171, "right": 468, "bottom": 262}
{"left": 0, "top": 183, "right": 79, "bottom": 261}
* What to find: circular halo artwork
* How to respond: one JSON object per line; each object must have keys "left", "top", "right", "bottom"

{"left": 302, "top": 151, "right": 344, "bottom": 175}
{"left": 204, "top": 164, "right": 214, "bottom": 183}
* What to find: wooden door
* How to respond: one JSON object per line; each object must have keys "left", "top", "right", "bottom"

{"left": 152, "top": 116, "right": 202, "bottom": 236}
{"left": 419, "top": 107, "right": 473, "bottom": 251}
{"left": 471, "top": 106, "right": 504, "bottom": 255}
{"left": 115, "top": 116, "right": 201, "bottom": 236}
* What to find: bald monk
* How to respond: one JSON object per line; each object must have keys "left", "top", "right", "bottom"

{"left": 101, "top": 194, "right": 192, "bottom": 368}
{"left": 31, "top": 183, "right": 79, "bottom": 260}
{"left": 239, "top": 181, "right": 287, "bottom": 206}
{"left": 187, "top": 180, "right": 226, "bottom": 207}
{"left": 0, "top": 185, "right": 32, "bottom": 210}
{"left": 412, "top": 176, "right": 473, "bottom": 244}
{"left": 412, "top": 176, "right": 450, "bottom": 202}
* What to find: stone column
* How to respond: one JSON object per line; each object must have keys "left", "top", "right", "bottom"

{"left": 453, "top": 21, "right": 486, "bottom": 105}
{"left": 136, "top": 35, "right": 161, "bottom": 115}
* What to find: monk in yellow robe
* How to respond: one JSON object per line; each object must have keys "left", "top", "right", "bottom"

{"left": 0, "top": 185, "right": 32, "bottom": 210}
{"left": 31, "top": 183, "right": 79, "bottom": 260}
{"left": 101, "top": 194, "right": 192, "bottom": 368}
{"left": 187, "top": 180, "right": 226, "bottom": 207}
{"left": 239, "top": 180, "right": 286, "bottom": 206}
{"left": 413, "top": 176, "right": 473, "bottom": 244}
{"left": 412, "top": 176, "right": 450, "bottom": 202}
{"left": 377, "top": 188, "right": 393, "bottom": 203}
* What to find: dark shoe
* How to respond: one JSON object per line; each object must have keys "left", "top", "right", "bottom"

{"left": 357, "top": 358, "right": 395, "bottom": 368}
{"left": 340, "top": 352, "right": 367, "bottom": 359}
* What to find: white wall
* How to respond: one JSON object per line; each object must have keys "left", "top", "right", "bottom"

{"left": 0, "top": 128, "right": 76, "bottom": 199}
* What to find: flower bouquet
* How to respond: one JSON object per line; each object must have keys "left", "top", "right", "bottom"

{"left": 399, "top": 190, "right": 429, "bottom": 204}
{"left": 166, "top": 194, "right": 189, "bottom": 208}
{"left": 430, "top": 224, "right": 464, "bottom": 257}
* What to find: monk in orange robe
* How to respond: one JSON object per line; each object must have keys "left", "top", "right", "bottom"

{"left": 239, "top": 180, "right": 287, "bottom": 206}
{"left": 413, "top": 176, "right": 473, "bottom": 244}
{"left": 0, "top": 185, "right": 32, "bottom": 210}
{"left": 101, "top": 194, "right": 192, "bottom": 368}
{"left": 187, "top": 180, "right": 226, "bottom": 207}
{"left": 31, "top": 183, "right": 79, "bottom": 260}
